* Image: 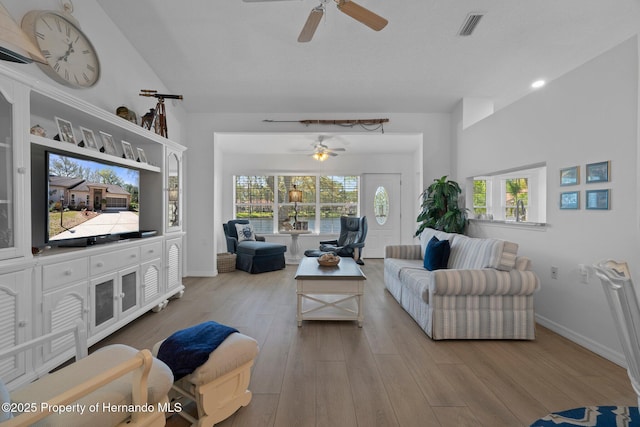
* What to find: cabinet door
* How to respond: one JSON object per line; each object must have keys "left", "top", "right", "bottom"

{"left": 141, "top": 259, "right": 162, "bottom": 305}
{"left": 119, "top": 265, "right": 139, "bottom": 319}
{"left": 0, "top": 270, "right": 28, "bottom": 382}
{"left": 166, "top": 151, "right": 182, "bottom": 231}
{"left": 42, "top": 282, "right": 88, "bottom": 362}
{"left": 90, "top": 274, "right": 117, "bottom": 335}
{"left": 166, "top": 237, "right": 182, "bottom": 293}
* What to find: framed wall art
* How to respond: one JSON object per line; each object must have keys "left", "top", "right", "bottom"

{"left": 586, "top": 161, "right": 610, "bottom": 183}
{"left": 99, "top": 131, "right": 117, "bottom": 155}
{"left": 560, "top": 166, "right": 579, "bottom": 186}
{"left": 586, "top": 189, "right": 610, "bottom": 210}
{"left": 55, "top": 117, "right": 76, "bottom": 144}
{"left": 560, "top": 191, "right": 580, "bottom": 210}
{"left": 136, "top": 147, "right": 148, "bottom": 163}
{"left": 121, "top": 141, "right": 136, "bottom": 160}
{"left": 79, "top": 127, "right": 98, "bottom": 150}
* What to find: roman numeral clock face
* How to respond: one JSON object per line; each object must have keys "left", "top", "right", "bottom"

{"left": 22, "top": 11, "right": 100, "bottom": 88}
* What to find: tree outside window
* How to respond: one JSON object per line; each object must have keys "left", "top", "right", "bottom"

{"left": 505, "top": 178, "right": 528, "bottom": 220}
{"left": 473, "top": 179, "right": 487, "bottom": 215}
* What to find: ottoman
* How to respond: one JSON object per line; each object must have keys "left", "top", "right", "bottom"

{"left": 236, "top": 241, "right": 286, "bottom": 273}
{"left": 153, "top": 332, "right": 259, "bottom": 427}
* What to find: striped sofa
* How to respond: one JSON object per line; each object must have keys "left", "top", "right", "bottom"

{"left": 384, "top": 228, "right": 540, "bottom": 340}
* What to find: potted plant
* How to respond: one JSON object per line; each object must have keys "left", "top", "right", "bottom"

{"left": 415, "top": 175, "right": 468, "bottom": 236}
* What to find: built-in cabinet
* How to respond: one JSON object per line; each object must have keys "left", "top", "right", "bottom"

{"left": 0, "top": 64, "right": 186, "bottom": 389}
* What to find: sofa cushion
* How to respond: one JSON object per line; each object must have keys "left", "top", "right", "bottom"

{"left": 236, "top": 241, "right": 286, "bottom": 256}
{"left": 424, "top": 236, "right": 450, "bottom": 271}
{"left": 420, "top": 229, "right": 457, "bottom": 257}
{"left": 399, "top": 267, "right": 433, "bottom": 303}
{"left": 497, "top": 241, "right": 519, "bottom": 271}
{"left": 448, "top": 234, "right": 505, "bottom": 270}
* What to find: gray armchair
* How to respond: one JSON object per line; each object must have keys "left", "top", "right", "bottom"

{"left": 318, "top": 216, "right": 367, "bottom": 265}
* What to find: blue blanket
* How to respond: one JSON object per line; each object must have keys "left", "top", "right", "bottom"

{"left": 157, "top": 321, "right": 238, "bottom": 380}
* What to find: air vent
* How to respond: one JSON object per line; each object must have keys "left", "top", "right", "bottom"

{"left": 458, "top": 13, "right": 484, "bottom": 36}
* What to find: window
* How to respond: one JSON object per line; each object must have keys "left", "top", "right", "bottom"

{"left": 470, "top": 165, "right": 546, "bottom": 223}
{"left": 234, "top": 175, "right": 359, "bottom": 233}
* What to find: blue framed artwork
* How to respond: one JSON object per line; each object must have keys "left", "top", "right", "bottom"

{"left": 586, "top": 189, "right": 610, "bottom": 210}
{"left": 586, "top": 161, "right": 610, "bottom": 183}
{"left": 560, "top": 166, "right": 579, "bottom": 186}
{"left": 560, "top": 191, "right": 579, "bottom": 209}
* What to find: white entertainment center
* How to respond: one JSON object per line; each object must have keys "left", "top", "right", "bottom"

{"left": 0, "top": 64, "right": 186, "bottom": 389}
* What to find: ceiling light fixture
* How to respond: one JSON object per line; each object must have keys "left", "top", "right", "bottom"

{"left": 312, "top": 151, "right": 329, "bottom": 162}
{"left": 531, "top": 80, "right": 546, "bottom": 89}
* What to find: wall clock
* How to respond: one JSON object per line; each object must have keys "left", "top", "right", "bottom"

{"left": 21, "top": 7, "right": 100, "bottom": 88}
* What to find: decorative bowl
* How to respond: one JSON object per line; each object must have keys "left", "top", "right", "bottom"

{"left": 317, "top": 256, "right": 340, "bottom": 267}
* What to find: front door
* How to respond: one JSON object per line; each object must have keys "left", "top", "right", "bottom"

{"left": 361, "top": 174, "right": 401, "bottom": 258}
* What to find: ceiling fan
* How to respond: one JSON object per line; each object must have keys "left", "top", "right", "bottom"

{"left": 242, "top": 0, "right": 388, "bottom": 42}
{"left": 295, "top": 136, "right": 346, "bottom": 161}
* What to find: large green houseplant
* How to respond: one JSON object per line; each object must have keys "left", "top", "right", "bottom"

{"left": 415, "top": 175, "right": 468, "bottom": 236}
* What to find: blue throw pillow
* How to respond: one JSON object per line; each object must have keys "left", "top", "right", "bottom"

{"left": 424, "top": 236, "right": 450, "bottom": 271}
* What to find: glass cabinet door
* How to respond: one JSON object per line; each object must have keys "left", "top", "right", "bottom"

{"left": 167, "top": 152, "right": 181, "bottom": 230}
{"left": 0, "top": 90, "right": 13, "bottom": 254}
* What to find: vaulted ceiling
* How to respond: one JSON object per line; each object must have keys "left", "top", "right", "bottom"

{"left": 97, "top": 0, "right": 639, "bottom": 114}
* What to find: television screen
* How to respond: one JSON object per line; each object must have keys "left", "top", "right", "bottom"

{"left": 46, "top": 152, "right": 140, "bottom": 243}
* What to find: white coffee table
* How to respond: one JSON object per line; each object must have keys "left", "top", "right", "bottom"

{"left": 294, "top": 257, "right": 366, "bottom": 327}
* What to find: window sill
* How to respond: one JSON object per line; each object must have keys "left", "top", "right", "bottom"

{"left": 469, "top": 218, "right": 547, "bottom": 229}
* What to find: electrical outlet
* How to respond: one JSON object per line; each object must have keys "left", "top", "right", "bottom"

{"left": 551, "top": 266, "right": 558, "bottom": 279}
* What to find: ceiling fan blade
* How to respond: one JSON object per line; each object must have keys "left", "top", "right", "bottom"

{"left": 328, "top": 151, "right": 339, "bottom": 157}
{"left": 336, "top": 0, "right": 388, "bottom": 31}
{"left": 298, "top": 7, "right": 324, "bottom": 42}
{"left": 331, "top": 147, "right": 346, "bottom": 152}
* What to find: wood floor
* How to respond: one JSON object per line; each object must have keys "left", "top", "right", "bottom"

{"left": 92, "top": 259, "right": 637, "bottom": 427}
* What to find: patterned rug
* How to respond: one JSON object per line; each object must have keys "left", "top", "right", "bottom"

{"left": 530, "top": 406, "right": 640, "bottom": 426}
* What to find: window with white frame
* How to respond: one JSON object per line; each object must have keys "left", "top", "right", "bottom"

{"left": 471, "top": 165, "right": 546, "bottom": 223}
{"left": 234, "top": 175, "right": 359, "bottom": 233}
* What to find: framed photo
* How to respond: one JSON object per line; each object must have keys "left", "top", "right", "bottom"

{"left": 121, "top": 141, "right": 135, "bottom": 160}
{"left": 586, "top": 189, "right": 610, "bottom": 210}
{"left": 586, "top": 161, "right": 610, "bottom": 183}
{"left": 99, "top": 131, "right": 117, "bottom": 155}
{"left": 560, "top": 191, "right": 580, "bottom": 210}
{"left": 136, "top": 147, "right": 148, "bottom": 163}
{"left": 560, "top": 166, "right": 579, "bottom": 186}
{"left": 79, "top": 127, "right": 98, "bottom": 150}
{"left": 55, "top": 117, "right": 76, "bottom": 144}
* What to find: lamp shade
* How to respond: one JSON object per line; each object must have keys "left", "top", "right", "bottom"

{"left": 289, "top": 186, "right": 303, "bottom": 203}
{"left": 0, "top": 2, "right": 46, "bottom": 64}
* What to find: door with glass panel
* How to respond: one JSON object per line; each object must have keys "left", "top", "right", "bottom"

{"left": 362, "top": 174, "right": 401, "bottom": 258}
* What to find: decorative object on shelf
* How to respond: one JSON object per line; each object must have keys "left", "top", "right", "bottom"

{"left": 586, "top": 189, "right": 610, "bottom": 210}
{"left": 416, "top": 175, "right": 468, "bottom": 236}
{"left": 29, "top": 124, "right": 46, "bottom": 137}
{"left": 54, "top": 116, "right": 76, "bottom": 144}
{"left": 0, "top": 2, "right": 46, "bottom": 64}
{"left": 79, "top": 126, "right": 98, "bottom": 150}
{"left": 136, "top": 147, "right": 147, "bottom": 163}
{"left": 560, "top": 191, "right": 579, "bottom": 210}
{"left": 264, "top": 118, "right": 389, "bottom": 133}
{"left": 586, "top": 160, "right": 610, "bottom": 183}
{"left": 139, "top": 89, "right": 183, "bottom": 138}
{"left": 317, "top": 252, "right": 340, "bottom": 267}
{"left": 116, "top": 106, "right": 139, "bottom": 124}
{"left": 99, "top": 131, "right": 116, "bottom": 155}
{"left": 21, "top": 2, "right": 100, "bottom": 88}
{"left": 560, "top": 166, "right": 579, "bottom": 186}
{"left": 288, "top": 184, "right": 303, "bottom": 227}
{"left": 121, "top": 141, "right": 135, "bottom": 160}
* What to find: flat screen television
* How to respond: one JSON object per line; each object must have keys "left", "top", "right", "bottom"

{"left": 46, "top": 151, "right": 140, "bottom": 245}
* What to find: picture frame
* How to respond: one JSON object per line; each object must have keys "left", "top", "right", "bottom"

{"left": 79, "top": 126, "right": 98, "bottom": 150}
{"left": 586, "top": 161, "right": 610, "bottom": 183}
{"left": 560, "top": 166, "right": 579, "bottom": 186}
{"left": 586, "top": 189, "right": 610, "bottom": 210}
{"left": 121, "top": 141, "right": 135, "bottom": 160}
{"left": 99, "top": 131, "right": 117, "bottom": 155}
{"left": 55, "top": 117, "right": 76, "bottom": 145}
{"left": 560, "top": 191, "right": 580, "bottom": 210}
{"left": 136, "top": 147, "right": 148, "bottom": 163}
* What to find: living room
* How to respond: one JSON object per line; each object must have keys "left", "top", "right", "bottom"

{"left": 1, "top": 0, "right": 640, "bottom": 425}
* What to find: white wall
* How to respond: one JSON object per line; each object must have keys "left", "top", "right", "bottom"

{"left": 186, "top": 113, "right": 451, "bottom": 276}
{"left": 456, "top": 36, "right": 639, "bottom": 365}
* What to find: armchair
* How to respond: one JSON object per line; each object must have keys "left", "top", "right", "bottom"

{"left": 317, "top": 216, "right": 367, "bottom": 265}
{"left": 222, "top": 219, "right": 287, "bottom": 274}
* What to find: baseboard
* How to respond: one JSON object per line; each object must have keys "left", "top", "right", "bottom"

{"left": 536, "top": 314, "right": 626, "bottom": 368}
{"left": 187, "top": 270, "right": 218, "bottom": 277}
